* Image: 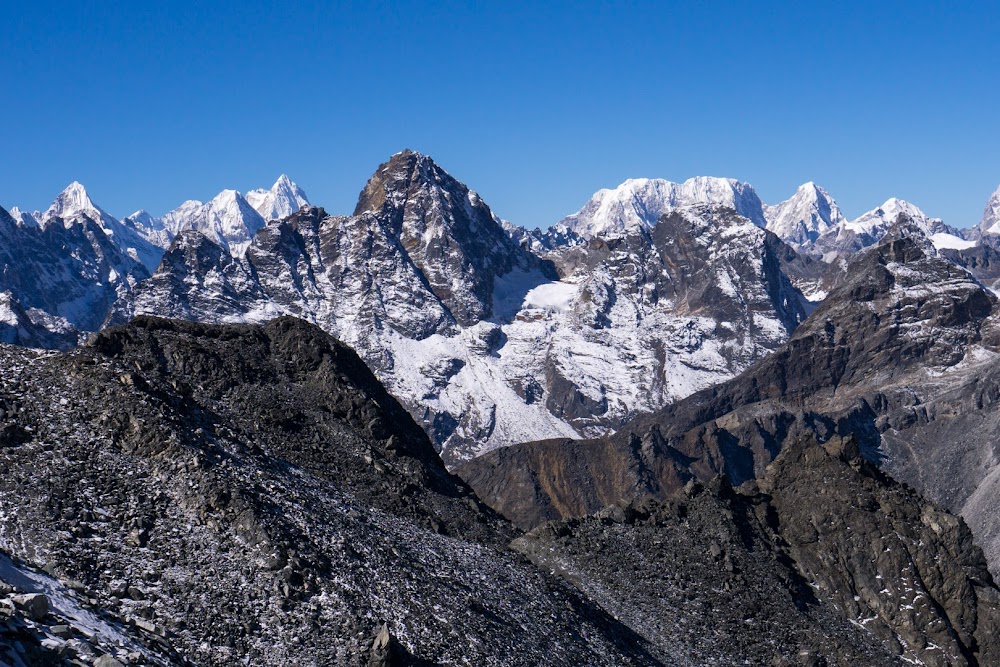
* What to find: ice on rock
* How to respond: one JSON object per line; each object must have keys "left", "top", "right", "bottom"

{"left": 246, "top": 175, "right": 310, "bottom": 222}
{"left": 559, "top": 176, "right": 767, "bottom": 238}
{"left": 764, "top": 182, "right": 844, "bottom": 249}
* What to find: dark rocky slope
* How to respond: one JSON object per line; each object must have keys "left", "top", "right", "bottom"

{"left": 0, "top": 316, "right": 664, "bottom": 666}
{"left": 514, "top": 435, "right": 1000, "bottom": 667}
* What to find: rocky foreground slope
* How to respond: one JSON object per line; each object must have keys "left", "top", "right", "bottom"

{"left": 0, "top": 315, "right": 995, "bottom": 665}
{"left": 0, "top": 316, "right": 666, "bottom": 666}
{"left": 515, "top": 435, "right": 1000, "bottom": 667}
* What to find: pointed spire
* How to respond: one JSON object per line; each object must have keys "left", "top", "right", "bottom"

{"left": 979, "top": 185, "right": 1000, "bottom": 235}
{"left": 43, "top": 181, "right": 107, "bottom": 225}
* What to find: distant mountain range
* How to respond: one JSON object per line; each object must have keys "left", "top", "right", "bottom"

{"left": 2, "top": 155, "right": 1000, "bottom": 464}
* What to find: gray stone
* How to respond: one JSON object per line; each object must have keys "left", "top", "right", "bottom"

{"left": 94, "top": 655, "right": 125, "bottom": 667}
{"left": 11, "top": 593, "right": 47, "bottom": 620}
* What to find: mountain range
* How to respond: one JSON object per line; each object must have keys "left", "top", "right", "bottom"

{"left": 3, "top": 155, "right": 1000, "bottom": 464}
{"left": 2, "top": 152, "right": 1000, "bottom": 664}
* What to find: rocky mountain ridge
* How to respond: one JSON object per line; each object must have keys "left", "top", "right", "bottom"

{"left": 4, "top": 155, "right": 997, "bottom": 468}
{"left": 559, "top": 174, "right": 980, "bottom": 261}
{"left": 0, "top": 316, "right": 672, "bottom": 666}
{"left": 558, "top": 176, "right": 768, "bottom": 237}
{"left": 107, "top": 151, "right": 818, "bottom": 464}
{"left": 460, "top": 231, "right": 1000, "bottom": 581}
{"left": 513, "top": 435, "right": 1000, "bottom": 667}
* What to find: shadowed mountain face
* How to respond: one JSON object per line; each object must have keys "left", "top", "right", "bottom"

{"left": 459, "top": 235, "right": 1000, "bottom": 576}
{"left": 0, "top": 316, "right": 672, "bottom": 666}
{"left": 354, "top": 149, "right": 536, "bottom": 327}
{"left": 513, "top": 436, "right": 1000, "bottom": 667}
{"left": 0, "top": 205, "right": 149, "bottom": 342}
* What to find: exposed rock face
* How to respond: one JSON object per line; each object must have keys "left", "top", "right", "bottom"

{"left": 0, "top": 316, "right": 665, "bottom": 666}
{"left": 461, "top": 234, "right": 1000, "bottom": 579}
{"left": 112, "top": 153, "right": 814, "bottom": 465}
{"left": 0, "top": 204, "right": 148, "bottom": 339}
{"left": 944, "top": 233, "right": 1000, "bottom": 291}
{"left": 513, "top": 436, "right": 1000, "bottom": 667}
{"left": 757, "top": 440, "right": 1000, "bottom": 667}
{"left": 354, "top": 149, "right": 538, "bottom": 327}
{"left": 105, "top": 229, "right": 273, "bottom": 326}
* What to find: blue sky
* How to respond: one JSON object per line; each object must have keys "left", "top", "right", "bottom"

{"left": 2, "top": 1, "right": 998, "bottom": 228}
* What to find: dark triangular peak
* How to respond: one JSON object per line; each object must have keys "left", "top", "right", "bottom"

{"left": 353, "top": 150, "right": 544, "bottom": 325}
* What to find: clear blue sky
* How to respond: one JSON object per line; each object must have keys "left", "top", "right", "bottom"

{"left": 3, "top": 1, "right": 998, "bottom": 229}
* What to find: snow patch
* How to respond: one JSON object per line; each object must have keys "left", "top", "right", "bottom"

{"left": 523, "top": 281, "right": 578, "bottom": 312}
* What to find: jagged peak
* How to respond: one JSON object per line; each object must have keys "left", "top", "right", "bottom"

{"left": 762, "top": 181, "right": 845, "bottom": 250}
{"left": 868, "top": 198, "right": 931, "bottom": 221}
{"left": 354, "top": 150, "right": 465, "bottom": 217}
{"left": 245, "top": 175, "right": 309, "bottom": 222}
{"left": 7, "top": 207, "right": 39, "bottom": 227}
{"left": 267, "top": 174, "right": 307, "bottom": 199}
{"left": 391, "top": 147, "right": 426, "bottom": 161}
{"left": 795, "top": 181, "right": 827, "bottom": 197}
{"left": 126, "top": 209, "right": 155, "bottom": 223}
{"left": 211, "top": 188, "right": 244, "bottom": 204}
{"left": 979, "top": 185, "right": 1000, "bottom": 234}
{"left": 43, "top": 180, "right": 107, "bottom": 225}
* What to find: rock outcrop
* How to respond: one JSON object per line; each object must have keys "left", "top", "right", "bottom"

{"left": 513, "top": 436, "right": 1000, "bottom": 667}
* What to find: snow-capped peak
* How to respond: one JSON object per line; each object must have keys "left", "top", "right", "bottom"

{"left": 558, "top": 176, "right": 766, "bottom": 238}
{"left": 161, "top": 190, "right": 265, "bottom": 256}
{"left": 845, "top": 198, "right": 936, "bottom": 235}
{"left": 245, "top": 174, "right": 310, "bottom": 222}
{"left": 43, "top": 181, "right": 108, "bottom": 228}
{"left": 979, "top": 185, "right": 1000, "bottom": 235}
{"left": 7, "top": 207, "right": 39, "bottom": 227}
{"left": 764, "top": 182, "right": 844, "bottom": 248}
{"left": 124, "top": 210, "right": 159, "bottom": 228}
